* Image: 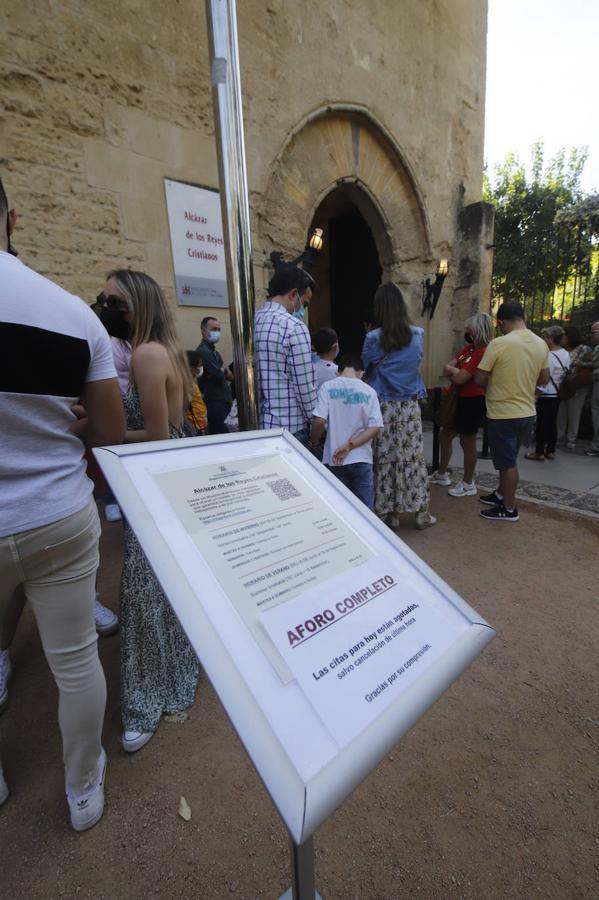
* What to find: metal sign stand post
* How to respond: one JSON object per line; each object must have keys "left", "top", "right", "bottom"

{"left": 279, "top": 837, "right": 324, "bottom": 900}
{"left": 205, "top": 0, "right": 259, "bottom": 431}
{"left": 205, "top": 4, "right": 323, "bottom": 897}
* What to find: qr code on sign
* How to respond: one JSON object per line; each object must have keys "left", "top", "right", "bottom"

{"left": 266, "top": 478, "right": 301, "bottom": 501}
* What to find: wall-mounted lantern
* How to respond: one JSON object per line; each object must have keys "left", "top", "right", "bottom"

{"left": 308, "top": 227, "right": 324, "bottom": 252}
{"left": 421, "top": 258, "right": 449, "bottom": 320}
{"left": 302, "top": 226, "right": 325, "bottom": 272}
{"left": 270, "top": 227, "right": 325, "bottom": 277}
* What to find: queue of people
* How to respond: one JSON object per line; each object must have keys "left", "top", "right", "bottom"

{"left": 0, "top": 183, "right": 204, "bottom": 828}
{"left": 430, "top": 304, "right": 599, "bottom": 522}
{"left": 2, "top": 170, "right": 598, "bottom": 836}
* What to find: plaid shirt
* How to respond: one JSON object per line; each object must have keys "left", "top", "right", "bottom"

{"left": 254, "top": 301, "right": 317, "bottom": 431}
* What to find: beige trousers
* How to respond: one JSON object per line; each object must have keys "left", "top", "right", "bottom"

{"left": 0, "top": 498, "right": 106, "bottom": 794}
{"left": 556, "top": 386, "right": 591, "bottom": 445}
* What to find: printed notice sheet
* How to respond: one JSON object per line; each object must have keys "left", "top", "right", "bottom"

{"left": 153, "top": 454, "right": 373, "bottom": 679}
{"left": 261, "top": 556, "right": 471, "bottom": 746}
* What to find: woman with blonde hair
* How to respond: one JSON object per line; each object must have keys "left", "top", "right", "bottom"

{"left": 430, "top": 312, "right": 493, "bottom": 496}
{"left": 103, "top": 269, "right": 199, "bottom": 753}
{"left": 362, "top": 282, "right": 435, "bottom": 530}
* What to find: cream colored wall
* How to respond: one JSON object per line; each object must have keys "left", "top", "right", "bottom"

{"left": 240, "top": 1, "right": 487, "bottom": 224}
{"left": 0, "top": 0, "right": 489, "bottom": 372}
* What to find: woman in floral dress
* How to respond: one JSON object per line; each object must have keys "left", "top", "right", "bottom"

{"left": 104, "top": 269, "right": 199, "bottom": 753}
{"left": 362, "top": 282, "right": 436, "bottom": 530}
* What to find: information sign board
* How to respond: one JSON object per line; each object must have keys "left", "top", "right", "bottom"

{"left": 164, "top": 178, "right": 228, "bottom": 308}
{"left": 94, "top": 431, "right": 494, "bottom": 844}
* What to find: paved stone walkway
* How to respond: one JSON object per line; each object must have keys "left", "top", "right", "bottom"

{"left": 423, "top": 423, "right": 599, "bottom": 518}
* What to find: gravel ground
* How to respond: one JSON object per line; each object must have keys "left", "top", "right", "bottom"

{"left": 1, "top": 492, "right": 598, "bottom": 899}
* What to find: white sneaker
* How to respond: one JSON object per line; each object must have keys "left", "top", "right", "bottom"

{"left": 0, "top": 650, "right": 12, "bottom": 713}
{"left": 0, "top": 766, "right": 8, "bottom": 806}
{"left": 104, "top": 504, "right": 122, "bottom": 523}
{"left": 122, "top": 730, "right": 154, "bottom": 753}
{"left": 448, "top": 481, "right": 477, "bottom": 497}
{"left": 94, "top": 599, "right": 119, "bottom": 637}
{"left": 429, "top": 470, "right": 451, "bottom": 486}
{"left": 415, "top": 511, "right": 437, "bottom": 530}
{"left": 67, "top": 748, "right": 107, "bottom": 832}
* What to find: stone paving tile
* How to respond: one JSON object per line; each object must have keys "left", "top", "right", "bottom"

{"left": 447, "top": 468, "right": 599, "bottom": 518}
{"left": 519, "top": 481, "right": 580, "bottom": 504}
{"left": 568, "top": 493, "right": 599, "bottom": 514}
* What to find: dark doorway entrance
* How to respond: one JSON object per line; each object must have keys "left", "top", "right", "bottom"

{"left": 328, "top": 208, "right": 382, "bottom": 353}
{"left": 307, "top": 187, "right": 384, "bottom": 356}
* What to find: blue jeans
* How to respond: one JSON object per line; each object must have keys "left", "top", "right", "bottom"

{"left": 327, "top": 462, "right": 374, "bottom": 509}
{"left": 292, "top": 427, "right": 310, "bottom": 447}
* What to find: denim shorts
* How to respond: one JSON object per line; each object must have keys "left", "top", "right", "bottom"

{"left": 487, "top": 416, "right": 535, "bottom": 471}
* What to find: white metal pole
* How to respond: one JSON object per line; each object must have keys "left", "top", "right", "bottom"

{"left": 205, "top": 0, "right": 259, "bottom": 430}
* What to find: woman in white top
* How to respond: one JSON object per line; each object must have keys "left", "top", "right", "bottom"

{"left": 526, "top": 325, "right": 570, "bottom": 460}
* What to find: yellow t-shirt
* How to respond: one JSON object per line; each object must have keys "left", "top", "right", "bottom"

{"left": 478, "top": 329, "right": 549, "bottom": 419}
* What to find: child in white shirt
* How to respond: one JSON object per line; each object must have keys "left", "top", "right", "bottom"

{"left": 311, "top": 353, "right": 383, "bottom": 509}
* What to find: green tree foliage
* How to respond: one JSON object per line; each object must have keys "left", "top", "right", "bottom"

{"left": 483, "top": 143, "right": 591, "bottom": 304}
{"left": 555, "top": 193, "right": 599, "bottom": 231}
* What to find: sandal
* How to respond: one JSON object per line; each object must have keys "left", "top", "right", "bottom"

{"left": 524, "top": 452, "right": 545, "bottom": 461}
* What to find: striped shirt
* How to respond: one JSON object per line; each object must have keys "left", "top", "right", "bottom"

{"left": 254, "top": 301, "right": 317, "bottom": 431}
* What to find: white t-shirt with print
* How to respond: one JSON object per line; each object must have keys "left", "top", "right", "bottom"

{"left": 313, "top": 357, "right": 338, "bottom": 390}
{"left": 0, "top": 252, "right": 117, "bottom": 537}
{"left": 313, "top": 376, "right": 383, "bottom": 466}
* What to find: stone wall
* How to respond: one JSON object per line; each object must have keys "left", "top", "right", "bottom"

{"left": 0, "top": 0, "right": 490, "bottom": 371}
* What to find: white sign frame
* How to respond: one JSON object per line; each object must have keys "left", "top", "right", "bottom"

{"left": 94, "top": 431, "right": 494, "bottom": 844}
{"left": 164, "top": 178, "right": 228, "bottom": 308}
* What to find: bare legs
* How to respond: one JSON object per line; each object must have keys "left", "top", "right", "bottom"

{"left": 499, "top": 466, "right": 518, "bottom": 510}
{"left": 438, "top": 428, "right": 477, "bottom": 484}
{"left": 438, "top": 428, "right": 456, "bottom": 474}
{"left": 460, "top": 433, "right": 478, "bottom": 484}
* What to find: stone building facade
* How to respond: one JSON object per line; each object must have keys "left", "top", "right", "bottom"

{"left": 0, "top": 0, "right": 493, "bottom": 383}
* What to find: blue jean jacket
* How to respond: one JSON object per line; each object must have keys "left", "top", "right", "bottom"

{"left": 362, "top": 326, "right": 427, "bottom": 400}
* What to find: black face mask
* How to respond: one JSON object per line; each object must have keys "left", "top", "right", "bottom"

{"left": 100, "top": 307, "right": 131, "bottom": 340}
{"left": 464, "top": 332, "right": 474, "bottom": 344}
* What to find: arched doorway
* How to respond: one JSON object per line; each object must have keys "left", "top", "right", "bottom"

{"left": 307, "top": 184, "right": 390, "bottom": 354}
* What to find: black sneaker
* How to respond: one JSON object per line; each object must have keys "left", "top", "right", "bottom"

{"left": 479, "top": 490, "right": 503, "bottom": 506}
{"left": 480, "top": 504, "right": 519, "bottom": 522}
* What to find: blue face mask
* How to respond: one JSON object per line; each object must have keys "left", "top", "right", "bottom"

{"left": 208, "top": 330, "right": 221, "bottom": 343}
{"left": 292, "top": 306, "right": 305, "bottom": 322}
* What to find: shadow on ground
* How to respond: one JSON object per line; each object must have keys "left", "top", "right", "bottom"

{"left": 1, "top": 493, "right": 598, "bottom": 899}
